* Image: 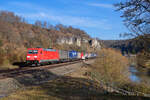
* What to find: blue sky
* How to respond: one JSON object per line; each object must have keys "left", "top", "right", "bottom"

{"left": 0, "top": 0, "right": 129, "bottom": 40}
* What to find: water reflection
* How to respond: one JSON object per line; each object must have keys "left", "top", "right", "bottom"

{"left": 129, "top": 67, "right": 140, "bottom": 82}
{"left": 129, "top": 67, "right": 138, "bottom": 73}
{"left": 130, "top": 74, "right": 140, "bottom": 82}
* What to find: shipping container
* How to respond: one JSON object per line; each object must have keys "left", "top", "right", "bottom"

{"left": 59, "top": 50, "right": 68, "bottom": 61}
{"left": 88, "top": 53, "right": 92, "bottom": 58}
{"left": 77, "top": 52, "right": 81, "bottom": 59}
{"left": 69, "top": 51, "right": 78, "bottom": 59}
{"left": 84, "top": 53, "right": 88, "bottom": 59}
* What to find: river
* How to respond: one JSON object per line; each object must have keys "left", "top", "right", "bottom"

{"left": 129, "top": 65, "right": 150, "bottom": 84}
{"left": 129, "top": 66, "right": 140, "bottom": 82}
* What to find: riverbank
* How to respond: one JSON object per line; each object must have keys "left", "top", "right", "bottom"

{"left": 130, "top": 65, "right": 150, "bottom": 85}
{"left": 128, "top": 55, "right": 150, "bottom": 85}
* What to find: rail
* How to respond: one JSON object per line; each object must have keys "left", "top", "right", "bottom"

{"left": 0, "top": 60, "right": 83, "bottom": 79}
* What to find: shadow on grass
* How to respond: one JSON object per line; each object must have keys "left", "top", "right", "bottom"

{"left": 12, "top": 68, "right": 150, "bottom": 100}
{"left": 146, "top": 69, "right": 150, "bottom": 77}
{"left": 13, "top": 62, "right": 28, "bottom": 68}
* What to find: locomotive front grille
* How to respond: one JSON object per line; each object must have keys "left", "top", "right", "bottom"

{"left": 26, "top": 60, "right": 39, "bottom": 64}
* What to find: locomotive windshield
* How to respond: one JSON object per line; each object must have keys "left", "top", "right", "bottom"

{"left": 28, "top": 50, "right": 38, "bottom": 54}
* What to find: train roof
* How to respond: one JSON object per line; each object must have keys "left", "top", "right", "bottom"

{"left": 27, "top": 48, "right": 57, "bottom": 51}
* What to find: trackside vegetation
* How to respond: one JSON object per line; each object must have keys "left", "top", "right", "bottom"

{"left": 93, "top": 48, "right": 129, "bottom": 84}
{"left": 90, "top": 48, "right": 150, "bottom": 94}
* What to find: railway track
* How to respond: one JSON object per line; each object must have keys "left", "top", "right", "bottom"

{"left": 0, "top": 60, "right": 83, "bottom": 79}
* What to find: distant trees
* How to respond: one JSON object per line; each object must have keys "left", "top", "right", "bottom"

{"left": 34, "top": 21, "right": 89, "bottom": 38}
{"left": 34, "top": 20, "right": 49, "bottom": 29}
{"left": 0, "top": 11, "right": 25, "bottom": 23}
{"left": 34, "top": 20, "right": 42, "bottom": 27}
{"left": 101, "top": 39, "right": 144, "bottom": 55}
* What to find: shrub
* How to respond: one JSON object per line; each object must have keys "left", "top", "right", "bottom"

{"left": 137, "top": 50, "right": 150, "bottom": 68}
{"left": 0, "top": 48, "right": 5, "bottom": 65}
{"left": 7, "top": 47, "right": 27, "bottom": 63}
{"left": 122, "top": 82, "right": 150, "bottom": 94}
{"left": 93, "top": 48, "right": 129, "bottom": 85}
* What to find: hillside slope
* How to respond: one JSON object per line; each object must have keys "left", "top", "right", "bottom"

{"left": 0, "top": 11, "right": 99, "bottom": 68}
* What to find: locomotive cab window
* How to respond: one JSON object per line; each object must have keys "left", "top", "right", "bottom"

{"left": 28, "top": 50, "right": 33, "bottom": 54}
{"left": 28, "top": 50, "right": 38, "bottom": 54}
{"left": 33, "top": 50, "right": 38, "bottom": 54}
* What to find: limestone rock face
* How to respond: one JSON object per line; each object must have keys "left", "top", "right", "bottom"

{"left": 90, "top": 38, "right": 101, "bottom": 49}
{"left": 57, "top": 36, "right": 101, "bottom": 49}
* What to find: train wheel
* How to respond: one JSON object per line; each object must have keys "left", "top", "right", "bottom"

{"left": 35, "top": 63, "right": 40, "bottom": 67}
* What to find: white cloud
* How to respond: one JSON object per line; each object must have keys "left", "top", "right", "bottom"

{"left": 8, "top": 1, "right": 50, "bottom": 12}
{"left": 17, "top": 12, "right": 112, "bottom": 30}
{"left": 88, "top": 3, "right": 114, "bottom": 9}
{"left": 9, "top": 1, "right": 112, "bottom": 30}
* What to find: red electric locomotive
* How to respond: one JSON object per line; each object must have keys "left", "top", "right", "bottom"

{"left": 26, "top": 48, "right": 59, "bottom": 65}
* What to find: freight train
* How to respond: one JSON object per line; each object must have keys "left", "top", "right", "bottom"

{"left": 26, "top": 48, "right": 97, "bottom": 66}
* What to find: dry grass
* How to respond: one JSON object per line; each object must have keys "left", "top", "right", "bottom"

{"left": 121, "top": 82, "right": 150, "bottom": 94}
{"left": 1, "top": 74, "right": 150, "bottom": 100}
{"left": 1, "top": 87, "right": 61, "bottom": 100}
{"left": 65, "top": 67, "right": 89, "bottom": 79}
{"left": 0, "top": 59, "right": 19, "bottom": 70}
{"left": 1, "top": 77, "right": 103, "bottom": 100}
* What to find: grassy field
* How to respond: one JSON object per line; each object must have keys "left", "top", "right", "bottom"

{"left": 1, "top": 78, "right": 150, "bottom": 100}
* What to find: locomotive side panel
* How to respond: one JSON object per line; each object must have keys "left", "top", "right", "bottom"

{"left": 40, "top": 49, "right": 59, "bottom": 63}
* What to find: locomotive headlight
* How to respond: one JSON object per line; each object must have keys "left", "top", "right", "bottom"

{"left": 34, "top": 56, "right": 37, "bottom": 58}
{"left": 27, "top": 56, "right": 30, "bottom": 58}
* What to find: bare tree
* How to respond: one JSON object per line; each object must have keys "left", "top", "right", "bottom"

{"left": 0, "top": 11, "right": 23, "bottom": 23}
{"left": 34, "top": 20, "right": 42, "bottom": 27}
{"left": 115, "top": 0, "right": 150, "bottom": 50}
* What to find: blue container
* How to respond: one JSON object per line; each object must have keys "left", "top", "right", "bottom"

{"left": 91, "top": 53, "right": 95, "bottom": 57}
{"left": 69, "top": 51, "right": 78, "bottom": 59}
